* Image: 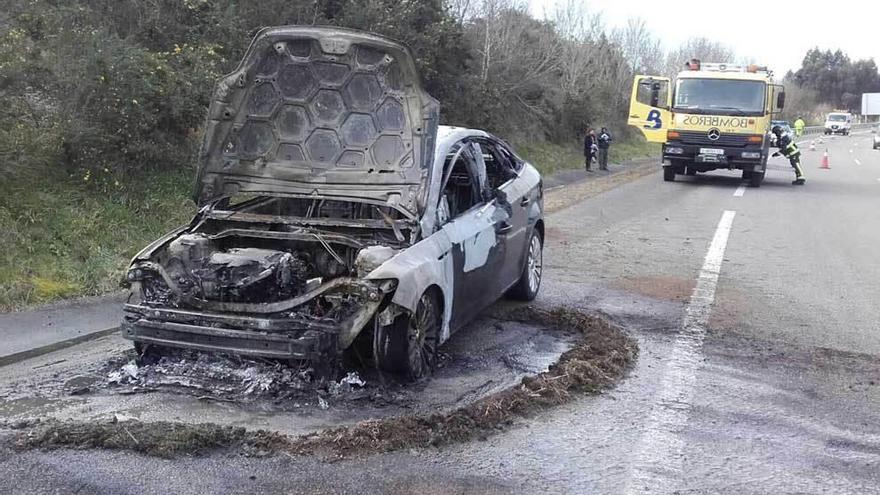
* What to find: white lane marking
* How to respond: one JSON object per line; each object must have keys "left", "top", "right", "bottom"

{"left": 625, "top": 210, "right": 736, "bottom": 495}
{"left": 733, "top": 184, "right": 746, "bottom": 197}
{"left": 854, "top": 159, "right": 862, "bottom": 166}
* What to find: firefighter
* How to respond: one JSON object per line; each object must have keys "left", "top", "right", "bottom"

{"left": 793, "top": 117, "right": 806, "bottom": 137}
{"left": 772, "top": 125, "right": 805, "bottom": 185}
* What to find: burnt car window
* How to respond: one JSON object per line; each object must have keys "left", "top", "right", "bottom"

{"left": 441, "top": 143, "right": 484, "bottom": 218}
{"left": 478, "top": 141, "right": 518, "bottom": 190}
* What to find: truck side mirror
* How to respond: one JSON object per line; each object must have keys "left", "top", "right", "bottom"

{"left": 777, "top": 92, "right": 786, "bottom": 110}
{"left": 650, "top": 82, "right": 666, "bottom": 108}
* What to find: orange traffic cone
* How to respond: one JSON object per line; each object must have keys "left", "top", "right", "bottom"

{"left": 820, "top": 149, "right": 830, "bottom": 169}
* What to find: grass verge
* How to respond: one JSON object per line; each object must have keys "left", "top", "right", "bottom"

{"left": 12, "top": 306, "right": 637, "bottom": 459}
{"left": 517, "top": 137, "right": 659, "bottom": 176}
{"left": 0, "top": 168, "right": 194, "bottom": 311}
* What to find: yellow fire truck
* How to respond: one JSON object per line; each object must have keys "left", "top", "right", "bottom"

{"left": 628, "top": 61, "right": 785, "bottom": 187}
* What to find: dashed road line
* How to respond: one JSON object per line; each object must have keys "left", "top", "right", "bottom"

{"left": 625, "top": 210, "right": 736, "bottom": 494}
{"left": 733, "top": 184, "right": 746, "bottom": 197}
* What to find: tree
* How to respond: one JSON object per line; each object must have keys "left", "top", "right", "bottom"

{"left": 792, "top": 48, "right": 880, "bottom": 111}
{"left": 663, "top": 37, "right": 735, "bottom": 78}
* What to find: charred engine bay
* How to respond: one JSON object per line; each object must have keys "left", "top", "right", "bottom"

{"left": 139, "top": 196, "right": 409, "bottom": 307}
{"left": 124, "top": 196, "right": 411, "bottom": 359}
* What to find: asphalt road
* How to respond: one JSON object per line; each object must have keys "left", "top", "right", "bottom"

{"left": 2, "top": 132, "right": 879, "bottom": 494}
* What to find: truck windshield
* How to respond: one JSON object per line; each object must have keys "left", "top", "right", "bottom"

{"left": 827, "top": 115, "right": 847, "bottom": 122}
{"left": 674, "top": 79, "right": 765, "bottom": 115}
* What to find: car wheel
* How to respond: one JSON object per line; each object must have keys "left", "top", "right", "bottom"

{"left": 749, "top": 171, "right": 765, "bottom": 188}
{"left": 507, "top": 229, "right": 543, "bottom": 301}
{"left": 373, "top": 291, "right": 440, "bottom": 380}
{"left": 663, "top": 166, "right": 676, "bottom": 182}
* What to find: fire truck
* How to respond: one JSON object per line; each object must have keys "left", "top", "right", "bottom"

{"left": 628, "top": 61, "right": 785, "bottom": 187}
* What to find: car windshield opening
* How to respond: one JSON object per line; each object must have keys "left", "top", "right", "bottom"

{"left": 828, "top": 115, "right": 847, "bottom": 122}
{"left": 674, "top": 79, "right": 765, "bottom": 115}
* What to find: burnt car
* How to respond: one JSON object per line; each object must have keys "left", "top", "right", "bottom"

{"left": 121, "top": 27, "right": 545, "bottom": 380}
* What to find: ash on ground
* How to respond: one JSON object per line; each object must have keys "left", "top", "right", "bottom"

{"left": 102, "top": 350, "right": 369, "bottom": 405}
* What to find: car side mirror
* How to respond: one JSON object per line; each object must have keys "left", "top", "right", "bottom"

{"left": 776, "top": 92, "right": 786, "bottom": 110}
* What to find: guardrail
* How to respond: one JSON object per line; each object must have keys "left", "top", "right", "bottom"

{"left": 800, "top": 123, "right": 876, "bottom": 136}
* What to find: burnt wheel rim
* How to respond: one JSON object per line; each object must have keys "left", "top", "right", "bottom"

{"left": 527, "top": 234, "right": 543, "bottom": 294}
{"left": 407, "top": 293, "right": 439, "bottom": 378}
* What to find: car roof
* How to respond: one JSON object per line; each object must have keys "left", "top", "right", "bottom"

{"left": 436, "top": 125, "right": 490, "bottom": 152}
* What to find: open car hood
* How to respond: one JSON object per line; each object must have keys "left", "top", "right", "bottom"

{"left": 194, "top": 26, "right": 440, "bottom": 216}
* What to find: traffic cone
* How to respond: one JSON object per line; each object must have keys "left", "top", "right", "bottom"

{"left": 820, "top": 149, "right": 830, "bottom": 169}
{"left": 809, "top": 140, "right": 816, "bottom": 151}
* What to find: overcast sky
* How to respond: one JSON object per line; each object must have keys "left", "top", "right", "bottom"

{"left": 529, "top": 0, "right": 878, "bottom": 76}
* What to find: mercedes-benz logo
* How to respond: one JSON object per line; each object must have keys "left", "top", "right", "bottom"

{"left": 707, "top": 128, "right": 721, "bottom": 141}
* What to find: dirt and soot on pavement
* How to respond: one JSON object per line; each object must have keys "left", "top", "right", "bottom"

{"left": 7, "top": 305, "right": 637, "bottom": 459}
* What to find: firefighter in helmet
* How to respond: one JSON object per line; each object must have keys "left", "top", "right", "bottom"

{"left": 771, "top": 125, "right": 805, "bottom": 185}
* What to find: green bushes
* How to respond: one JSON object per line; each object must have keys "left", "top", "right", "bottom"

{"left": 0, "top": 18, "right": 223, "bottom": 179}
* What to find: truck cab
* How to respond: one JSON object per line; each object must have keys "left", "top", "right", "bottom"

{"left": 628, "top": 62, "right": 785, "bottom": 187}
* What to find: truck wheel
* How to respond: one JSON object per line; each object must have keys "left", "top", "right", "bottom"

{"left": 507, "top": 229, "right": 543, "bottom": 301}
{"left": 749, "top": 171, "right": 765, "bottom": 188}
{"left": 663, "top": 166, "right": 675, "bottom": 182}
{"left": 374, "top": 291, "right": 440, "bottom": 381}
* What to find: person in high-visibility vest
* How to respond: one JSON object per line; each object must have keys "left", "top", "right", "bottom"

{"left": 793, "top": 117, "right": 806, "bottom": 137}
{"left": 772, "top": 125, "right": 805, "bottom": 185}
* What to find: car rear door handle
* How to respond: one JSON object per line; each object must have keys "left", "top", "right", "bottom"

{"left": 496, "top": 222, "right": 513, "bottom": 234}
{"left": 520, "top": 197, "right": 531, "bottom": 207}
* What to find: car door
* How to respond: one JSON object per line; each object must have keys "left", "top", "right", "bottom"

{"left": 439, "top": 140, "right": 506, "bottom": 331}
{"left": 476, "top": 139, "right": 528, "bottom": 295}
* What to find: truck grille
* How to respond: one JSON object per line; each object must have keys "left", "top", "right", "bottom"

{"left": 677, "top": 131, "right": 751, "bottom": 147}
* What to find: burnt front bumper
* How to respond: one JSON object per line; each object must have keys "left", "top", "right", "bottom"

{"left": 122, "top": 305, "right": 342, "bottom": 360}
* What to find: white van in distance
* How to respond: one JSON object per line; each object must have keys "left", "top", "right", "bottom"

{"left": 824, "top": 112, "right": 853, "bottom": 135}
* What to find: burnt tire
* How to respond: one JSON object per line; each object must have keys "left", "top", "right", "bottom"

{"left": 373, "top": 291, "right": 440, "bottom": 381}
{"left": 663, "top": 166, "right": 675, "bottom": 182}
{"left": 507, "top": 229, "right": 543, "bottom": 301}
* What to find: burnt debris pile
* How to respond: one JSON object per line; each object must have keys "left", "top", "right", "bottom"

{"left": 17, "top": 306, "right": 637, "bottom": 458}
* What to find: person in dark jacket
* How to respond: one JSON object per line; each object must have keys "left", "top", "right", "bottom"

{"left": 772, "top": 125, "right": 805, "bottom": 185}
{"left": 583, "top": 126, "right": 596, "bottom": 172}
{"left": 597, "top": 127, "right": 613, "bottom": 171}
